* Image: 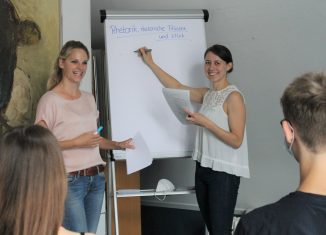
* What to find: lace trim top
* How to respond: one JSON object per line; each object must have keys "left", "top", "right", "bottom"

{"left": 192, "top": 85, "right": 250, "bottom": 178}
{"left": 201, "top": 85, "right": 239, "bottom": 110}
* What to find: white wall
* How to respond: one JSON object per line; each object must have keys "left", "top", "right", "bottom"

{"left": 61, "top": 0, "right": 92, "bottom": 92}
{"left": 91, "top": 0, "right": 326, "bottom": 212}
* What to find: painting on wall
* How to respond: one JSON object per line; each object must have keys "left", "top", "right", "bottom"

{"left": 0, "top": 0, "right": 60, "bottom": 134}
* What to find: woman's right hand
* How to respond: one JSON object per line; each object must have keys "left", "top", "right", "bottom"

{"left": 72, "top": 132, "right": 103, "bottom": 148}
{"left": 138, "top": 47, "right": 154, "bottom": 66}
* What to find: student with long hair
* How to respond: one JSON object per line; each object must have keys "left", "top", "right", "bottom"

{"left": 0, "top": 125, "right": 95, "bottom": 235}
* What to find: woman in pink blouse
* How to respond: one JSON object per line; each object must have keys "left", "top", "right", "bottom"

{"left": 35, "top": 40, "right": 134, "bottom": 234}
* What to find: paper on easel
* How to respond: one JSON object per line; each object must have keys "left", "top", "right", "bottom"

{"left": 162, "top": 88, "right": 193, "bottom": 125}
{"left": 125, "top": 132, "right": 153, "bottom": 174}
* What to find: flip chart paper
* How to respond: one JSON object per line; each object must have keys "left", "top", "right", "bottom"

{"left": 162, "top": 88, "right": 192, "bottom": 125}
{"left": 125, "top": 132, "right": 153, "bottom": 174}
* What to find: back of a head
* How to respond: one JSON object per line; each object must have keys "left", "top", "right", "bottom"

{"left": 281, "top": 72, "right": 326, "bottom": 152}
{"left": 0, "top": 125, "right": 66, "bottom": 235}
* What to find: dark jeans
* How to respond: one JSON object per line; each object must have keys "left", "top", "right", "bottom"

{"left": 195, "top": 162, "right": 240, "bottom": 235}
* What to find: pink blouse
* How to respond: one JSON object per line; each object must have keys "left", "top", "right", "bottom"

{"left": 35, "top": 90, "right": 105, "bottom": 173}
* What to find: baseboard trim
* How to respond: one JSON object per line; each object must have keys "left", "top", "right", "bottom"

{"left": 141, "top": 199, "right": 247, "bottom": 215}
{"left": 142, "top": 199, "right": 200, "bottom": 211}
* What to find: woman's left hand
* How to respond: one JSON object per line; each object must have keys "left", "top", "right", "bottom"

{"left": 184, "top": 109, "right": 209, "bottom": 127}
{"left": 116, "top": 138, "right": 135, "bottom": 150}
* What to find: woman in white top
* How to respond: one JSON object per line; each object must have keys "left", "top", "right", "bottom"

{"left": 138, "top": 44, "right": 249, "bottom": 235}
{"left": 35, "top": 40, "right": 134, "bottom": 233}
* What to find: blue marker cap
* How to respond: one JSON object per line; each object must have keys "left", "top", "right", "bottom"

{"left": 95, "top": 126, "right": 103, "bottom": 134}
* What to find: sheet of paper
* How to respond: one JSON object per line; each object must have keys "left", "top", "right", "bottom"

{"left": 125, "top": 132, "right": 153, "bottom": 174}
{"left": 162, "top": 88, "right": 193, "bottom": 125}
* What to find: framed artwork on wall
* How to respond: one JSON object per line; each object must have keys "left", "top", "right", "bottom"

{"left": 0, "top": 0, "right": 60, "bottom": 133}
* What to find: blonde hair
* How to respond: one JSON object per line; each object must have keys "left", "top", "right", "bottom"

{"left": 47, "top": 40, "right": 89, "bottom": 90}
{"left": 0, "top": 125, "right": 67, "bottom": 235}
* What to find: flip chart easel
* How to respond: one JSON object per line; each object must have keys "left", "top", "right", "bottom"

{"left": 101, "top": 9, "right": 209, "bottom": 235}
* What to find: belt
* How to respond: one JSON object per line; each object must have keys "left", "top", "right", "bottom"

{"left": 69, "top": 165, "right": 105, "bottom": 176}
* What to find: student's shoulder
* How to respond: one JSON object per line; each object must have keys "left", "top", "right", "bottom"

{"left": 242, "top": 203, "right": 277, "bottom": 222}
{"left": 58, "top": 226, "right": 75, "bottom": 235}
{"left": 235, "top": 193, "right": 306, "bottom": 234}
{"left": 235, "top": 203, "right": 280, "bottom": 235}
{"left": 58, "top": 227, "right": 94, "bottom": 235}
{"left": 243, "top": 193, "right": 300, "bottom": 220}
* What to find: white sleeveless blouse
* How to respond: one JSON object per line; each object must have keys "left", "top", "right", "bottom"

{"left": 192, "top": 85, "right": 250, "bottom": 178}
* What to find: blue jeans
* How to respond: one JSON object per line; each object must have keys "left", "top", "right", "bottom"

{"left": 63, "top": 172, "right": 105, "bottom": 233}
{"left": 195, "top": 162, "right": 240, "bottom": 235}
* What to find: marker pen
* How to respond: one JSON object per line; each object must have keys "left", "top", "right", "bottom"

{"left": 95, "top": 126, "right": 103, "bottom": 134}
{"left": 134, "top": 49, "right": 152, "bottom": 53}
